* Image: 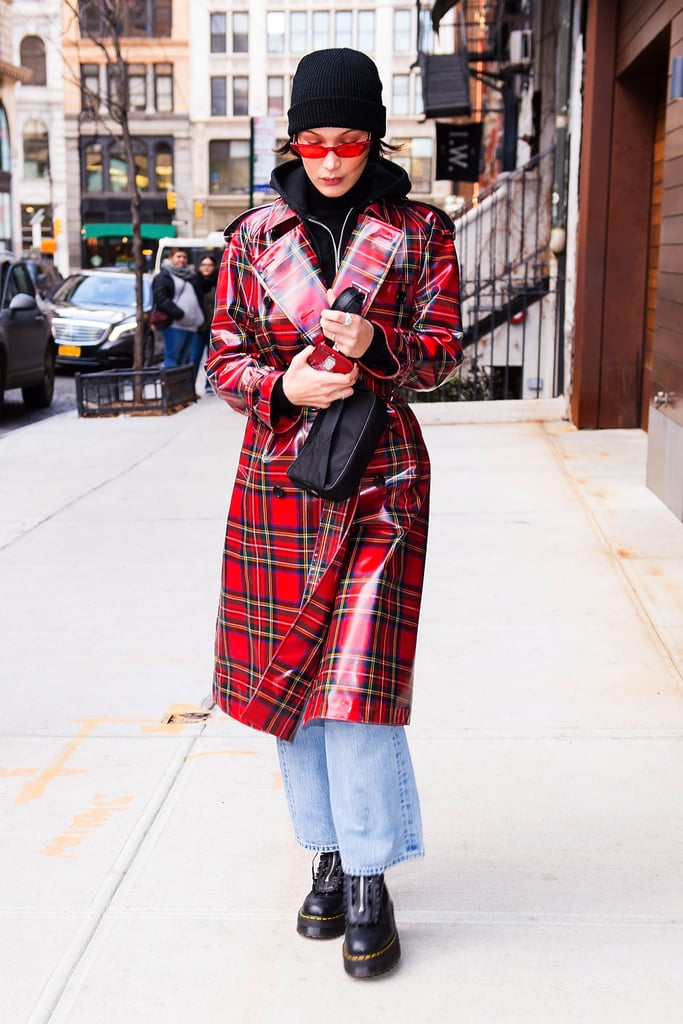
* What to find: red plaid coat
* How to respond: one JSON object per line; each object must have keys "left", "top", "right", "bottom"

{"left": 207, "top": 196, "right": 462, "bottom": 741}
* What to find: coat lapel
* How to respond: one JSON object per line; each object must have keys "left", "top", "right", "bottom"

{"left": 251, "top": 209, "right": 405, "bottom": 341}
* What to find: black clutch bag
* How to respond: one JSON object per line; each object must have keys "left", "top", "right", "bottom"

{"left": 287, "top": 381, "right": 388, "bottom": 501}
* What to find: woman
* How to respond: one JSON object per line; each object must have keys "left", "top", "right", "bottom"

{"left": 151, "top": 248, "right": 205, "bottom": 367}
{"left": 189, "top": 253, "right": 219, "bottom": 387}
{"left": 207, "top": 48, "right": 462, "bottom": 980}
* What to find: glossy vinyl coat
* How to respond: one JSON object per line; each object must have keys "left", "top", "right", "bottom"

{"left": 207, "top": 196, "right": 462, "bottom": 741}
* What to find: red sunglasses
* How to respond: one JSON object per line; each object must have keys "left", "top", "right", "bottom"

{"left": 290, "top": 139, "right": 372, "bottom": 159}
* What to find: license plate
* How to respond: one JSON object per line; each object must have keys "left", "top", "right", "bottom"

{"left": 58, "top": 345, "right": 81, "bottom": 357}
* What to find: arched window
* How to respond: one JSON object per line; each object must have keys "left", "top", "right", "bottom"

{"left": 0, "top": 103, "right": 10, "bottom": 173}
{"left": 20, "top": 36, "right": 47, "bottom": 86}
{"left": 23, "top": 120, "right": 50, "bottom": 178}
{"left": 155, "top": 143, "right": 173, "bottom": 192}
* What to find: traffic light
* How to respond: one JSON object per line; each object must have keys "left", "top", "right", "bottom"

{"left": 166, "top": 191, "right": 176, "bottom": 211}
{"left": 53, "top": 217, "right": 63, "bottom": 235}
{"left": 193, "top": 200, "right": 204, "bottom": 220}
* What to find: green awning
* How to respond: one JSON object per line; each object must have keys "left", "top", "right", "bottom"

{"left": 83, "top": 223, "right": 177, "bottom": 241}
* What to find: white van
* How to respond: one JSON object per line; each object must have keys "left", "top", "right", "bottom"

{"left": 154, "top": 233, "right": 226, "bottom": 274}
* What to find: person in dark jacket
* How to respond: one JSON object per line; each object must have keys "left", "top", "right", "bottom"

{"left": 151, "top": 248, "right": 205, "bottom": 367}
{"left": 189, "top": 253, "right": 219, "bottom": 386}
{"left": 207, "top": 49, "right": 462, "bottom": 980}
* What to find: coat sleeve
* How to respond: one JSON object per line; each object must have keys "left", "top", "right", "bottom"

{"left": 361, "top": 215, "right": 463, "bottom": 393}
{"left": 152, "top": 271, "right": 182, "bottom": 321}
{"left": 206, "top": 223, "right": 302, "bottom": 434}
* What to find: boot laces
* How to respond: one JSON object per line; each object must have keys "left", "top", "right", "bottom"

{"left": 311, "top": 851, "right": 343, "bottom": 894}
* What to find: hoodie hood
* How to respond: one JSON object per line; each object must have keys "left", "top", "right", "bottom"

{"left": 269, "top": 157, "right": 411, "bottom": 222}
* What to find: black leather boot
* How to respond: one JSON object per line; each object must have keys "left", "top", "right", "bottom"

{"left": 297, "top": 851, "right": 346, "bottom": 939}
{"left": 342, "top": 873, "right": 401, "bottom": 979}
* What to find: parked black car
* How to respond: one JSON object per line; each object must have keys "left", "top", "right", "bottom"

{"left": 0, "top": 251, "right": 55, "bottom": 413}
{"left": 50, "top": 270, "right": 162, "bottom": 370}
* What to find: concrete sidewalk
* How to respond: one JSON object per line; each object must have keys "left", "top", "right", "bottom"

{"left": 1, "top": 395, "right": 682, "bottom": 1024}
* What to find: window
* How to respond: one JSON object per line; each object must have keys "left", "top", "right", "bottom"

{"left": 154, "top": 64, "right": 173, "bottom": 112}
{"left": 392, "top": 75, "right": 410, "bottom": 116}
{"left": 3, "top": 264, "right": 34, "bottom": 306}
{"left": 78, "top": 0, "right": 172, "bottom": 38}
{"left": 393, "top": 10, "right": 412, "bottom": 53}
{"left": 312, "top": 11, "right": 330, "bottom": 50}
{"left": 20, "top": 36, "right": 46, "bottom": 86}
{"left": 133, "top": 142, "right": 149, "bottom": 190}
{"left": 155, "top": 143, "right": 173, "bottom": 191}
{"left": 232, "top": 12, "right": 249, "bottom": 52}
{"left": 209, "top": 140, "right": 250, "bottom": 194}
{"left": 211, "top": 76, "right": 227, "bottom": 116}
{"left": 81, "top": 63, "right": 100, "bottom": 112}
{"left": 0, "top": 103, "right": 10, "bottom": 173}
{"left": 358, "top": 11, "right": 375, "bottom": 52}
{"left": 84, "top": 142, "right": 103, "bottom": 192}
{"left": 109, "top": 148, "right": 128, "bottom": 192}
{"left": 23, "top": 120, "right": 49, "bottom": 178}
{"left": 233, "top": 76, "right": 249, "bottom": 116}
{"left": 335, "top": 11, "right": 352, "bottom": 48}
{"left": 290, "top": 12, "right": 307, "bottom": 53}
{"left": 128, "top": 64, "right": 147, "bottom": 110}
{"left": 415, "top": 72, "right": 424, "bottom": 116}
{"left": 210, "top": 12, "right": 226, "bottom": 53}
{"left": 392, "top": 137, "right": 433, "bottom": 192}
{"left": 107, "top": 64, "right": 127, "bottom": 111}
{"left": 267, "top": 77, "right": 284, "bottom": 117}
{"left": 267, "top": 12, "right": 285, "bottom": 53}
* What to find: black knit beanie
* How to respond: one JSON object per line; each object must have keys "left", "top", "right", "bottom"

{"left": 288, "top": 48, "right": 386, "bottom": 138}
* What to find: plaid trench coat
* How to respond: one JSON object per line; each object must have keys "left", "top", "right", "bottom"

{"left": 207, "top": 195, "right": 462, "bottom": 741}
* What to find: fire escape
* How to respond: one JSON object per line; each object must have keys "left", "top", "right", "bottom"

{"left": 417, "top": 0, "right": 563, "bottom": 402}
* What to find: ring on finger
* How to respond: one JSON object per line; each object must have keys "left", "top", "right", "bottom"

{"left": 331, "top": 333, "right": 336, "bottom": 344}
{"left": 343, "top": 312, "right": 353, "bottom": 326}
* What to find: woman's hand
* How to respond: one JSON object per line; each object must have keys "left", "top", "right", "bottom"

{"left": 282, "top": 346, "right": 359, "bottom": 409}
{"left": 319, "top": 288, "right": 374, "bottom": 360}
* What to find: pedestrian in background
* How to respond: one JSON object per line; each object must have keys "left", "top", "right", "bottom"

{"left": 151, "top": 248, "right": 205, "bottom": 368}
{"left": 207, "top": 48, "right": 462, "bottom": 980}
{"left": 190, "top": 253, "right": 219, "bottom": 389}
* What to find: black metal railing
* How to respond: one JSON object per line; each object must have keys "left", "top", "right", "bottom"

{"left": 410, "top": 145, "right": 563, "bottom": 402}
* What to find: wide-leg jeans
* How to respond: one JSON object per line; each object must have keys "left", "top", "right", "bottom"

{"left": 276, "top": 720, "right": 424, "bottom": 876}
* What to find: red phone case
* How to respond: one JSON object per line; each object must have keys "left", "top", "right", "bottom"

{"left": 308, "top": 343, "right": 354, "bottom": 374}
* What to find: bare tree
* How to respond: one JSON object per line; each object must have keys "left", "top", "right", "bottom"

{"left": 64, "top": 0, "right": 146, "bottom": 371}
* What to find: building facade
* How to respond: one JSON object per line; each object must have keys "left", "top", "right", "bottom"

{"left": 1, "top": 0, "right": 32, "bottom": 252}
{"left": 12, "top": 0, "right": 68, "bottom": 272}
{"left": 61, "top": 0, "right": 192, "bottom": 270}
{"left": 189, "top": 1, "right": 454, "bottom": 236}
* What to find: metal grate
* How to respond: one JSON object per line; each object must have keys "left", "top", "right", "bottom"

{"left": 75, "top": 365, "right": 197, "bottom": 417}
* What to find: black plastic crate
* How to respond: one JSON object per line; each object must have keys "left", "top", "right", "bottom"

{"left": 75, "top": 365, "right": 197, "bottom": 417}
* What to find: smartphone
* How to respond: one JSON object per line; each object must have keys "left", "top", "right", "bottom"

{"left": 308, "top": 344, "right": 355, "bottom": 374}
{"left": 308, "top": 287, "right": 365, "bottom": 373}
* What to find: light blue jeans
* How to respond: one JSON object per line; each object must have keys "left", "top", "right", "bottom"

{"left": 276, "top": 721, "right": 424, "bottom": 876}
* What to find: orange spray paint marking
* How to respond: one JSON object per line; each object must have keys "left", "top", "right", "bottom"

{"left": 15, "top": 720, "right": 96, "bottom": 806}
{"left": 14, "top": 708, "right": 214, "bottom": 806}
{"left": 0, "top": 767, "right": 39, "bottom": 778}
{"left": 40, "top": 794, "right": 134, "bottom": 860}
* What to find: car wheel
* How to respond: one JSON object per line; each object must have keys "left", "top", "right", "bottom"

{"left": 22, "top": 342, "right": 56, "bottom": 409}
{"left": 142, "top": 331, "right": 156, "bottom": 367}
